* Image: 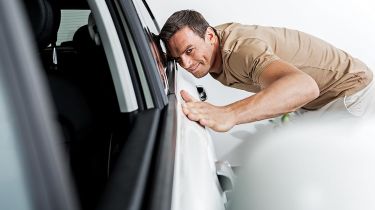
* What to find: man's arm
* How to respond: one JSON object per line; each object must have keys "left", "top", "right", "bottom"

{"left": 181, "top": 60, "right": 320, "bottom": 132}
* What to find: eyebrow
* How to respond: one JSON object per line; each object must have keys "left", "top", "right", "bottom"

{"left": 171, "top": 44, "right": 193, "bottom": 60}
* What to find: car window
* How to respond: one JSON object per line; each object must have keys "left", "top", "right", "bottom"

{"left": 149, "top": 35, "right": 168, "bottom": 94}
{"left": 121, "top": 17, "right": 155, "bottom": 108}
{"left": 0, "top": 71, "right": 32, "bottom": 210}
{"left": 84, "top": 4, "right": 139, "bottom": 112}
{"left": 57, "top": 10, "right": 91, "bottom": 45}
{"left": 133, "top": 0, "right": 158, "bottom": 34}
{"left": 133, "top": 1, "right": 169, "bottom": 94}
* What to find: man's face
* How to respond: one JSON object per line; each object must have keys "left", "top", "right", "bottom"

{"left": 168, "top": 27, "right": 216, "bottom": 78}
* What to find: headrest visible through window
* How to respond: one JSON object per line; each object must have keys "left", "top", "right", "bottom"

{"left": 87, "top": 13, "right": 101, "bottom": 46}
{"left": 23, "top": 0, "right": 61, "bottom": 49}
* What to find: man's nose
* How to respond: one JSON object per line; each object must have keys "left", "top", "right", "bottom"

{"left": 179, "top": 55, "right": 192, "bottom": 69}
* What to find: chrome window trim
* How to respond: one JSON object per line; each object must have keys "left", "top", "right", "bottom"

{"left": 114, "top": 0, "right": 154, "bottom": 109}
{"left": 88, "top": 0, "right": 138, "bottom": 112}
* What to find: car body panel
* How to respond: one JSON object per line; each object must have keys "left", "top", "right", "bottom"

{"left": 172, "top": 68, "right": 226, "bottom": 210}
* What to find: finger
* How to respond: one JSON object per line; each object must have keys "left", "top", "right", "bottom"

{"left": 187, "top": 113, "right": 201, "bottom": 122}
{"left": 184, "top": 101, "right": 206, "bottom": 111}
{"left": 180, "top": 90, "right": 197, "bottom": 102}
{"left": 181, "top": 104, "right": 190, "bottom": 115}
{"left": 199, "top": 118, "right": 208, "bottom": 127}
{"left": 199, "top": 118, "right": 214, "bottom": 128}
{"left": 182, "top": 104, "right": 202, "bottom": 119}
{"left": 182, "top": 105, "right": 201, "bottom": 118}
{"left": 185, "top": 101, "right": 212, "bottom": 112}
{"left": 184, "top": 105, "right": 204, "bottom": 116}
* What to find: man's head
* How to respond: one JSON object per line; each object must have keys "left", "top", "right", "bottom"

{"left": 160, "top": 10, "right": 222, "bottom": 78}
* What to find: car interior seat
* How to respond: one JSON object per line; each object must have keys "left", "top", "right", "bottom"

{"left": 23, "top": 0, "right": 61, "bottom": 49}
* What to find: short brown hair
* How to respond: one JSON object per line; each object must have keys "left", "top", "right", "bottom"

{"left": 159, "top": 10, "right": 211, "bottom": 47}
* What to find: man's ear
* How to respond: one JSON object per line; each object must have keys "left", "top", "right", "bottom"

{"left": 205, "top": 27, "right": 216, "bottom": 43}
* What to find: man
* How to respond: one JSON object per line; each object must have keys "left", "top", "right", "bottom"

{"left": 159, "top": 10, "right": 374, "bottom": 132}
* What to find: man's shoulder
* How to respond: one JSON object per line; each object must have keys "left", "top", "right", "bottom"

{"left": 215, "top": 23, "right": 267, "bottom": 47}
{"left": 217, "top": 24, "right": 270, "bottom": 56}
{"left": 214, "top": 22, "right": 244, "bottom": 35}
{"left": 215, "top": 23, "right": 245, "bottom": 51}
{"left": 214, "top": 22, "right": 236, "bottom": 31}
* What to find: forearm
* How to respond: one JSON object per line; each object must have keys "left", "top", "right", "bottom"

{"left": 225, "top": 72, "right": 319, "bottom": 125}
{"left": 180, "top": 61, "right": 320, "bottom": 132}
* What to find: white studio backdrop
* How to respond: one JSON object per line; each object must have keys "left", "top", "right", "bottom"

{"left": 148, "top": 0, "right": 375, "bottom": 164}
{"left": 149, "top": 0, "right": 375, "bottom": 69}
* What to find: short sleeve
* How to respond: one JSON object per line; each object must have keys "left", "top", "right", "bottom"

{"left": 226, "top": 38, "right": 280, "bottom": 84}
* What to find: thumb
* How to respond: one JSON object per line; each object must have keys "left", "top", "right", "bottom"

{"left": 180, "top": 90, "right": 197, "bottom": 102}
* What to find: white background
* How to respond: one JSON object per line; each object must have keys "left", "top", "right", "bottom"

{"left": 148, "top": 0, "right": 375, "bottom": 164}
{"left": 148, "top": 0, "right": 375, "bottom": 69}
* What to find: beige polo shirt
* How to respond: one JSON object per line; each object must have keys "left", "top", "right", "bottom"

{"left": 212, "top": 23, "right": 373, "bottom": 110}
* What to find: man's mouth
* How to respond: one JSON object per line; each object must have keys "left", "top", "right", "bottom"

{"left": 188, "top": 63, "right": 200, "bottom": 73}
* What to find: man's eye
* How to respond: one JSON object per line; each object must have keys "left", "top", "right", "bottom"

{"left": 186, "top": 48, "right": 193, "bottom": 54}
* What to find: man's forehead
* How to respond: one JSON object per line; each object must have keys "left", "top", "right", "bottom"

{"left": 168, "top": 27, "right": 198, "bottom": 56}
{"left": 169, "top": 44, "right": 188, "bottom": 58}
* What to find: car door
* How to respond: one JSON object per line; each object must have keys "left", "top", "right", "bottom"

{"left": 90, "top": 0, "right": 227, "bottom": 209}
{"left": 127, "top": 1, "right": 228, "bottom": 210}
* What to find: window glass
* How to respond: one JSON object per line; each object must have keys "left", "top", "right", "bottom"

{"left": 149, "top": 33, "right": 168, "bottom": 94}
{"left": 122, "top": 20, "right": 154, "bottom": 108}
{"left": 57, "top": 10, "right": 91, "bottom": 45}
{"left": 134, "top": 1, "right": 169, "bottom": 94}
{"left": 0, "top": 70, "right": 32, "bottom": 210}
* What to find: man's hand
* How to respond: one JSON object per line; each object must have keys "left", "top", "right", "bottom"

{"left": 180, "top": 90, "right": 236, "bottom": 132}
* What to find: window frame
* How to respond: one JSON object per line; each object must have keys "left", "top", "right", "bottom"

{"left": 88, "top": 0, "right": 139, "bottom": 113}
{"left": 106, "top": 0, "right": 168, "bottom": 110}
{"left": 91, "top": 0, "right": 178, "bottom": 210}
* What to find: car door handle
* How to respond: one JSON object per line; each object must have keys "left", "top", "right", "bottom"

{"left": 196, "top": 85, "right": 207, "bottom": 101}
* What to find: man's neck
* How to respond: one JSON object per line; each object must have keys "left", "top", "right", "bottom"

{"left": 209, "top": 36, "right": 223, "bottom": 75}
